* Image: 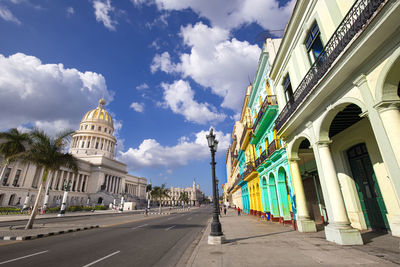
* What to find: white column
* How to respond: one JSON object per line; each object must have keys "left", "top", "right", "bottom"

{"left": 84, "top": 175, "right": 89, "bottom": 192}
{"left": 378, "top": 103, "right": 400, "bottom": 166}
{"left": 317, "top": 141, "right": 363, "bottom": 245}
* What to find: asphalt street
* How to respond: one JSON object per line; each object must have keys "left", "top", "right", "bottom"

{"left": 0, "top": 206, "right": 211, "bottom": 267}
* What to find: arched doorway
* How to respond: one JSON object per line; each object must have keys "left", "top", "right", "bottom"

{"left": 261, "top": 177, "right": 270, "bottom": 215}
{"left": 347, "top": 143, "right": 389, "bottom": 230}
{"left": 268, "top": 173, "right": 280, "bottom": 220}
{"left": 0, "top": 194, "right": 4, "bottom": 206}
{"left": 97, "top": 197, "right": 103, "bottom": 204}
{"left": 277, "top": 168, "right": 291, "bottom": 221}
{"left": 294, "top": 138, "right": 327, "bottom": 225}
{"left": 8, "top": 194, "right": 16, "bottom": 206}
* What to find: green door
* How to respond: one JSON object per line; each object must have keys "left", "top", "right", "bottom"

{"left": 347, "top": 143, "right": 389, "bottom": 230}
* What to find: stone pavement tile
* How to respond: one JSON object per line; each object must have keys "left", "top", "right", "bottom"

{"left": 187, "top": 209, "right": 398, "bottom": 267}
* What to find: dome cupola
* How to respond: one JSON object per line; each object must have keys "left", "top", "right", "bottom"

{"left": 69, "top": 98, "right": 117, "bottom": 159}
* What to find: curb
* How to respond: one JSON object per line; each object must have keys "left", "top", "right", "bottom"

{"left": 0, "top": 225, "right": 99, "bottom": 241}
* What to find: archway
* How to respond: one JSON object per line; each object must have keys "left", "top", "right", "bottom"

{"left": 261, "top": 177, "right": 270, "bottom": 214}
{"left": 8, "top": 194, "right": 16, "bottom": 206}
{"left": 277, "top": 167, "right": 291, "bottom": 221}
{"left": 268, "top": 173, "right": 280, "bottom": 220}
{"left": 97, "top": 197, "right": 103, "bottom": 204}
{"left": 319, "top": 101, "right": 391, "bottom": 231}
{"left": 293, "top": 137, "right": 326, "bottom": 225}
{"left": 256, "top": 183, "right": 262, "bottom": 216}
{"left": 0, "top": 194, "right": 4, "bottom": 206}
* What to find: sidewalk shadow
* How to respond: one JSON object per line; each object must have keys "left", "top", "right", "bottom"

{"left": 360, "top": 229, "right": 388, "bottom": 244}
{"left": 225, "top": 229, "right": 294, "bottom": 243}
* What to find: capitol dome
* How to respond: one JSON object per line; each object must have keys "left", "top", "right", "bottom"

{"left": 69, "top": 98, "right": 117, "bottom": 159}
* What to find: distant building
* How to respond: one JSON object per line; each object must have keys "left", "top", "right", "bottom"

{"left": 0, "top": 99, "right": 147, "bottom": 208}
{"left": 160, "top": 180, "right": 205, "bottom": 206}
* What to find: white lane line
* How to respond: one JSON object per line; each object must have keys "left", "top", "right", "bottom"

{"left": 187, "top": 217, "right": 192, "bottom": 221}
{"left": 82, "top": 251, "right": 120, "bottom": 267}
{"left": 0, "top": 250, "right": 49, "bottom": 265}
{"left": 167, "top": 216, "right": 175, "bottom": 220}
{"left": 165, "top": 225, "right": 176, "bottom": 231}
{"left": 131, "top": 224, "right": 148, "bottom": 230}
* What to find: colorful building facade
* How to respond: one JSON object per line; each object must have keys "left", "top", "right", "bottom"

{"left": 248, "top": 39, "right": 296, "bottom": 223}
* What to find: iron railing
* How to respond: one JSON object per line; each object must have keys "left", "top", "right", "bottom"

{"left": 255, "top": 139, "right": 281, "bottom": 168}
{"left": 275, "top": 0, "right": 385, "bottom": 130}
{"left": 242, "top": 161, "right": 256, "bottom": 179}
{"left": 253, "top": 95, "right": 278, "bottom": 131}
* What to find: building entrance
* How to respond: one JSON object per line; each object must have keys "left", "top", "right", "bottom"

{"left": 347, "top": 143, "right": 389, "bottom": 230}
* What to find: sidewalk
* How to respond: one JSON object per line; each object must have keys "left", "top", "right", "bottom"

{"left": 184, "top": 209, "right": 400, "bottom": 266}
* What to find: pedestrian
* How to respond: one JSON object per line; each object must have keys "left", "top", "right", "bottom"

{"left": 145, "top": 207, "right": 148, "bottom": 216}
{"left": 223, "top": 206, "right": 227, "bottom": 215}
{"left": 237, "top": 209, "right": 241, "bottom": 216}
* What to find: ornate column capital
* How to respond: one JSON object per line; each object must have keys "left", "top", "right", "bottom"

{"left": 315, "top": 140, "right": 332, "bottom": 148}
{"left": 287, "top": 157, "right": 301, "bottom": 162}
{"left": 353, "top": 74, "right": 368, "bottom": 87}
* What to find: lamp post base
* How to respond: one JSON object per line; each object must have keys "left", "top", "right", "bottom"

{"left": 208, "top": 234, "right": 225, "bottom": 245}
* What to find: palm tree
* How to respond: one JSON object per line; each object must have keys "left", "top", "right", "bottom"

{"left": 0, "top": 128, "right": 31, "bottom": 186}
{"left": 150, "top": 184, "right": 170, "bottom": 214}
{"left": 18, "top": 129, "right": 79, "bottom": 230}
{"left": 178, "top": 192, "right": 189, "bottom": 209}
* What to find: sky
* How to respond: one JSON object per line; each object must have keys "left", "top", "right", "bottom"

{"left": 0, "top": 0, "right": 294, "bottom": 195}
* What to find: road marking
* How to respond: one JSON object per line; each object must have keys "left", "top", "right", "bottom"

{"left": 131, "top": 224, "right": 148, "bottom": 230}
{"left": 187, "top": 217, "right": 192, "bottom": 221}
{"left": 165, "top": 225, "right": 175, "bottom": 231}
{"left": 0, "top": 250, "right": 48, "bottom": 265}
{"left": 167, "top": 216, "right": 176, "bottom": 220}
{"left": 82, "top": 251, "right": 120, "bottom": 267}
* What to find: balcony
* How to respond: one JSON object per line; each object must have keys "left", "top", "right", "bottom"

{"left": 239, "top": 120, "right": 253, "bottom": 150}
{"left": 242, "top": 161, "right": 256, "bottom": 180}
{"left": 275, "top": 0, "right": 385, "bottom": 131}
{"left": 255, "top": 139, "right": 282, "bottom": 168}
{"left": 253, "top": 95, "right": 278, "bottom": 132}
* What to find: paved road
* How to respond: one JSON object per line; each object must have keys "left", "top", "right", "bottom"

{"left": 0, "top": 206, "right": 211, "bottom": 266}
{"left": 0, "top": 207, "right": 169, "bottom": 228}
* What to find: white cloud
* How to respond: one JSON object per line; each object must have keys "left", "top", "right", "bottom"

{"left": 151, "top": 0, "right": 294, "bottom": 31}
{"left": 92, "top": 0, "right": 117, "bottom": 31}
{"left": 66, "top": 7, "right": 74, "bottom": 16}
{"left": 150, "top": 51, "right": 176, "bottom": 74}
{"left": 151, "top": 22, "right": 260, "bottom": 111}
{"left": 136, "top": 83, "right": 149, "bottom": 90}
{"left": 161, "top": 80, "right": 226, "bottom": 124}
{"left": 130, "top": 102, "right": 145, "bottom": 113}
{"left": 118, "top": 128, "right": 230, "bottom": 170}
{"left": 0, "top": 52, "right": 113, "bottom": 133}
{"left": 0, "top": 5, "right": 21, "bottom": 24}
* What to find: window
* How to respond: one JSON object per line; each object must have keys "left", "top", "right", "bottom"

{"left": 95, "top": 142, "right": 99, "bottom": 149}
{"left": 98, "top": 126, "right": 101, "bottom": 131}
{"left": 105, "top": 128, "right": 107, "bottom": 132}
{"left": 87, "top": 141, "right": 90, "bottom": 148}
{"left": 12, "top": 169, "right": 21, "bottom": 187}
{"left": 1, "top": 167, "right": 11, "bottom": 186}
{"left": 305, "top": 22, "right": 324, "bottom": 64}
{"left": 85, "top": 125, "right": 88, "bottom": 130}
{"left": 91, "top": 125, "right": 95, "bottom": 130}
{"left": 81, "top": 141, "right": 85, "bottom": 148}
{"left": 283, "top": 74, "right": 294, "bottom": 104}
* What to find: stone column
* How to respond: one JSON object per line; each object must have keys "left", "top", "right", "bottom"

{"left": 288, "top": 158, "right": 316, "bottom": 232}
{"left": 84, "top": 175, "right": 89, "bottom": 192}
{"left": 316, "top": 141, "right": 363, "bottom": 245}
{"left": 377, "top": 102, "right": 400, "bottom": 166}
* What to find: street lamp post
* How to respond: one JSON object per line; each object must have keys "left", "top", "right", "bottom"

{"left": 206, "top": 128, "right": 225, "bottom": 244}
{"left": 216, "top": 179, "right": 220, "bottom": 216}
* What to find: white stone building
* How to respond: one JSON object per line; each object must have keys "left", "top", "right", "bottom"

{"left": 0, "top": 99, "right": 147, "bottom": 208}
{"left": 160, "top": 180, "right": 205, "bottom": 206}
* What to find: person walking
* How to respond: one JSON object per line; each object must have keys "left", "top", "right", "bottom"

{"left": 145, "top": 207, "right": 148, "bottom": 216}
{"left": 223, "top": 206, "right": 227, "bottom": 216}
{"left": 237, "top": 208, "right": 241, "bottom": 216}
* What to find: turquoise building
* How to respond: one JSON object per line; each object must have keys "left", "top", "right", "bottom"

{"left": 247, "top": 39, "right": 297, "bottom": 223}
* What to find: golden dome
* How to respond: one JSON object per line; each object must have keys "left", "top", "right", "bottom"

{"left": 81, "top": 99, "right": 113, "bottom": 127}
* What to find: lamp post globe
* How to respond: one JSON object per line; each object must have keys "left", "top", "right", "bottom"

{"left": 206, "top": 128, "right": 224, "bottom": 244}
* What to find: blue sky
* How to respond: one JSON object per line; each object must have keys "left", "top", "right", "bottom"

{"left": 0, "top": 0, "right": 294, "bottom": 195}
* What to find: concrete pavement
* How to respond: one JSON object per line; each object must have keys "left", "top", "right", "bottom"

{"left": 183, "top": 208, "right": 400, "bottom": 266}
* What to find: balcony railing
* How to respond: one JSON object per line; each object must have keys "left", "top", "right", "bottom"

{"left": 242, "top": 161, "right": 256, "bottom": 179}
{"left": 275, "top": 0, "right": 385, "bottom": 130}
{"left": 253, "top": 95, "right": 278, "bottom": 131}
{"left": 239, "top": 120, "right": 253, "bottom": 147}
{"left": 255, "top": 139, "right": 281, "bottom": 168}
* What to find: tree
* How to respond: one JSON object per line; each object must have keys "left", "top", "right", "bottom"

{"left": 18, "top": 129, "right": 79, "bottom": 229}
{"left": 0, "top": 128, "right": 31, "bottom": 186}
{"left": 150, "top": 184, "right": 170, "bottom": 214}
{"left": 178, "top": 192, "right": 189, "bottom": 209}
